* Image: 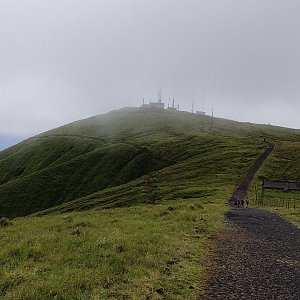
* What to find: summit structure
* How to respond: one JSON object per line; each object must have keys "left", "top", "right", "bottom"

{"left": 167, "top": 96, "right": 177, "bottom": 111}
{"left": 141, "top": 91, "right": 165, "bottom": 109}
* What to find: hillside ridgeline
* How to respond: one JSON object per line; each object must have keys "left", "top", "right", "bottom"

{"left": 0, "top": 108, "right": 299, "bottom": 218}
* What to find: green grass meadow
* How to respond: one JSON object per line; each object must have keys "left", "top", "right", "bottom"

{"left": 0, "top": 199, "right": 228, "bottom": 299}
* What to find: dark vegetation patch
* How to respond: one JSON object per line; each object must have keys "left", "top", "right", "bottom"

{"left": 0, "top": 218, "right": 12, "bottom": 227}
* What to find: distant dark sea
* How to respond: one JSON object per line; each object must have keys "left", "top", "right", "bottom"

{"left": 0, "top": 135, "right": 25, "bottom": 151}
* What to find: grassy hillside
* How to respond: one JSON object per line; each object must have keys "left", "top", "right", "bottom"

{"left": 0, "top": 199, "right": 229, "bottom": 299}
{"left": 0, "top": 108, "right": 299, "bottom": 298}
{"left": 0, "top": 137, "right": 166, "bottom": 217}
{"left": 257, "top": 140, "right": 300, "bottom": 182}
{"left": 1, "top": 108, "right": 299, "bottom": 217}
{"left": 250, "top": 140, "right": 300, "bottom": 226}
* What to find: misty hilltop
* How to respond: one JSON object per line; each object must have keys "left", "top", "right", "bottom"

{"left": 0, "top": 108, "right": 299, "bottom": 218}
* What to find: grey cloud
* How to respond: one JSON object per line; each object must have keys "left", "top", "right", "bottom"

{"left": 0, "top": 0, "right": 300, "bottom": 136}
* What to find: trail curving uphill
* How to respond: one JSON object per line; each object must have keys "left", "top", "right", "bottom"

{"left": 199, "top": 143, "right": 300, "bottom": 300}
{"left": 229, "top": 142, "right": 274, "bottom": 206}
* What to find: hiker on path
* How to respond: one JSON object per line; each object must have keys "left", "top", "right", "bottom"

{"left": 246, "top": 195, "right": 250, "bottom": 208}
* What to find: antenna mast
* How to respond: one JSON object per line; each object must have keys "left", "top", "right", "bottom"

{"left": 158, "top": 88, "right": 162, "bottom": 104}
{"left": 192, "top": 97, "right": 195, "bottom": 114}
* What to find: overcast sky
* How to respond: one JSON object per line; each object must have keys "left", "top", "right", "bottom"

{"left": 1, "top": 0, "right": 300, "bottom": 138}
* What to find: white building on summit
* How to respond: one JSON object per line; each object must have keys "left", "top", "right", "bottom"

{"left": 141, "top": 92, "right": 165, "bottom": 110}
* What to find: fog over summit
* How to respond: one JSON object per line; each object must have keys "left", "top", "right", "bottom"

{"left": 1, "top": 0, "right": 300, "bottom": 138}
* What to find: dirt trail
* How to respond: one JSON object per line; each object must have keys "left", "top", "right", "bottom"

{"left": 198, "top": 143, "right": 300, "bottom": 300}
{"left": 229, "top": 142, "right": 273, "bottom": 205}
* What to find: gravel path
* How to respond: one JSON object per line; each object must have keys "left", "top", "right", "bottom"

{"left": 199, "top": 208, "right": 300, "bottom": 299}
{"left": 198, "top": 143, "right": 300, "bottom": 299}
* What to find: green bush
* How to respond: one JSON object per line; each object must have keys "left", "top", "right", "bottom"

{"left": 0, "top": 217, "right": 12, "bottom": 227}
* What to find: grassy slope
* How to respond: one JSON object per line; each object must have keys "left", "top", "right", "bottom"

{"left": 258, "top": 140, "right": 300, "bottom": 182}
{"left": 250, "top": 140, "right": 300, "bottom": 226}
{"left": 0, "top": 108, "right": 267, "bottom": 218}
{"left": 0, "top": 108, "right": 300, "bottom": 298}
{"left": 0, "top": 139, "right": 165, "bottom": 217}
{"left": 0, "top": 199, "right": 227, "bottom": 300}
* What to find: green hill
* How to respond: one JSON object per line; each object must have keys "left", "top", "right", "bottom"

{"left": 0, "top": 108, "right": 299, "bottom": 218}
{"left": 0, "top": 108, "right": 300, "bottom": 299}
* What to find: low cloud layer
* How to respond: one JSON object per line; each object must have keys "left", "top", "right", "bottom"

{"left": 1, "top": 0, "right": 300, "bottom": 136}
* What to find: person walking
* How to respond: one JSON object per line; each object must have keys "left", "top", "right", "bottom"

{"left": 237, "top": 197, "right": 241, "bottom": 208}
{"left": 246, "top": 195, "right": 250, "bottom": 208}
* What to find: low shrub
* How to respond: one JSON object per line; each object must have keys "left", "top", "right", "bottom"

{"left": 0, "top": 217, "right": 12, "bottom": 227}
